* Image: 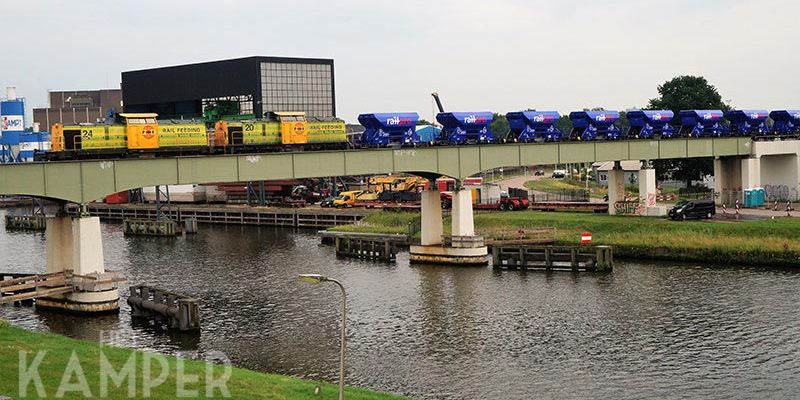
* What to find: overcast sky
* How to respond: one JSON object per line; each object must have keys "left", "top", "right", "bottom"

{"left": 1, "top": 0, "right": 797, "bottom": 124}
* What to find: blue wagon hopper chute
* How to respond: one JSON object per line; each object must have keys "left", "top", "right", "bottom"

{"left": 725, "top": 110, "right": 769, "bottom": 136}
{"left": 506, "top": 111, "right": 562, "bottom": 143}
{"left": 568, "top": 111, "right": 621, "bottom": 141}
{"left": 357, "top": 112, "right": 420, "bottom": 146}
{"left": 769, "top": 110, "right": 800, "bottom": 136}
{"left": 626, "top": 110, "right": 676, "bottom": 139}
{"left": 679, "top": 110, "right": 727, "bottom": 137}
{"left": 435, "top": 112, "right": 494, "bottom": 144}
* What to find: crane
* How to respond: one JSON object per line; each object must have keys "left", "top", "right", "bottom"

{"left": 431, "top": 92, "right": 445, "bottom": 113}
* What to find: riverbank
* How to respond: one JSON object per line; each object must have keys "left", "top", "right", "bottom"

{"left": 0, "top": 320, "right": 405, "bottom": 400}
{"left": 332, "top": 211, "right": 800, "bottom": 266}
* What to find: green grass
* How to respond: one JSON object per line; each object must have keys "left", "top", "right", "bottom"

{"left": 523, "top": 178, "right": 619, "bottom": 198}
{"left": 331, "top": 211, "right": 800, "bottom": 266}
{"left": 0, "top": 322, "right": 406, "bottom": 400}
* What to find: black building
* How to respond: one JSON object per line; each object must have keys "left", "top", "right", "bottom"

{"left": 121, "top": 56, "right": 335, "bottom": 119}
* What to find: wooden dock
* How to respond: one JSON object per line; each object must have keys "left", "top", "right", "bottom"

{"left": 4, "top": 215, "right": 47, "bottom": 231}
{"left": 491, "top": 244, "right": 613, "bottom": 271}
{"left": 127, "top": 285, "right": 200, "bottom": 331}
{"left": 67, "top": 203, "right": 365, "bottom": 228}
{"left": 0, "top": 270, "right": 125, "bottom": 304}
{"left": 320, "top": 231, "right": 407, "bottom": 262}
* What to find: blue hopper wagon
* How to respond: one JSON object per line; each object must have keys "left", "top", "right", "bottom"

{"left": 769, "top": 110, "right": 800, "bottom": 136}
{"left": 679, "top": 110, "right": 727, "bottom": 137}
{"left": 505, "top": 111, "right": 562, "bottom": 142}
{"left": 626, "top": 110, "right": 675, "bottom": 139}
{"left": 357, "top": 113, "right": 420, "bottom": 146}
{"left": 435, "top": 112, "right": 494, "bottom": 144}
{"left": 725, "top": 110, "right": 769, "bottom": 136}
{"left": 569, "top": 111, "right": 621, "bottom": 141}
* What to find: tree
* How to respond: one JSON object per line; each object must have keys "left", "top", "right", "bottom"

{"left": 417, "top": 119, "right": 433, "bottom": 126}
{"left": 648, "top": 75, "right": 731, "bottom": 187}
{"left": 491, "top": 113, "right": 509, "bottom": 141}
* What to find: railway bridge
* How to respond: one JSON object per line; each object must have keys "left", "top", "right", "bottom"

{"left": 1, "top": 137, "right": 798, "bottom": 309}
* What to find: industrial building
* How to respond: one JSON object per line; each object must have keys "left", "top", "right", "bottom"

{"left": 121, "top": 56, "right": 335, "bottom": 119}
{"left": 33, "top": 89, "right": 122, "bottom": 128}
{"left": 1, "top": 87, "right": 51, "bottom": 163}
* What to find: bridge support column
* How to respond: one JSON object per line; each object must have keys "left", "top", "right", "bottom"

{"left": 38, "top": 216, "right": 120, "bottom": 313}
{"left": 607, "top": 162, "right": 625, "bottom": 215}
{"left": 638, "top": 167, "right": 666, "bottom": 216}
{"left": 420, "top": 189, "right": 443, "bottom": 246}
{"left": 451, "top": 190, "right": 475, "bottom": 236}
{"left": 411, "top": 188, "right": 488, "bottom": 265}
{"left": 714, "top": 156, "right": 762, "bottom": 206}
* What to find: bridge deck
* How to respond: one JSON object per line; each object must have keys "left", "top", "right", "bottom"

{"left": 0, "top": 138, "right": 757, "bottom": 203}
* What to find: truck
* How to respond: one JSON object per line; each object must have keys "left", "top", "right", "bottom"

{"left": 440, "top": 185, "right": 529, "bottom": 211}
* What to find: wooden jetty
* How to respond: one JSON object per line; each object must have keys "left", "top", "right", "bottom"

{"left": 0, "top": 270, "right": 125, "bottom": 304}
{"left": 127, "top": 285, "right": 200, "bottom": 331}
{"left": 68, "top": 203, "right": 364, "bottom": 228}
{"left": 320, "top": 231, "right": 407, "bottom": 262}
{"left": 4, "top": 215, "right": 46, "bottom": 231}
{"left": 491, "top": 244, "right": 613, "bottom": 271}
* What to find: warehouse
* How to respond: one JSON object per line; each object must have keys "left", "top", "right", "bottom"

{"left": 121, "top": 56, "right": 335, "bottom": 119}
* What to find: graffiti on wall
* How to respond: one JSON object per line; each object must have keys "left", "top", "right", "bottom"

{"left": 764, "top": 184, "right": 799, "bottom": 202}
{"left": 614, "top": 201, "right": 644, "bottom": 215}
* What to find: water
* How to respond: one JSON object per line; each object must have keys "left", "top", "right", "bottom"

{"left": 2, "top": 209, "right": 800, "bottom": 399}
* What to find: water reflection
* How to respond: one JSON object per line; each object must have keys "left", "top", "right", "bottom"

{"left": 2, "top": 209, "right": 800, "bottom": 399}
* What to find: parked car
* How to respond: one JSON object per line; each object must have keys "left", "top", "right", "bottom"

{"left": 669, "top": 199, "right": 716, "bottom": 220}
{"left": 552, "top": 170, "right": 567, "bottom": 179}
{"left": 534, "top": 169, "right": 545, "bottom": 176}
{"left": 320, "top": 196, "right": 335, "bottom": 208}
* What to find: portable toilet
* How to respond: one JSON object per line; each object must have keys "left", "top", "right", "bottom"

{"left": 568, "top": 111, "right": 621, "bottom": 141}
{"left": 743, "top": 189, "right": 755, "bottom": 208}
{"left": 435, "top": 112, "right": 494, "bottom": 144}
{"left": 725, "top": 110, "right": 769, "bottom": 136}
{"left": 505, "top": 111, "right": 562, "bottom": 142}
{"left": 769, "top": 110, "right": 800, "bottom": 136}
{"left": 755, "top": 187, "right": 765, "bottom": 207}
{"left": 626, "top": 110, "right": 676, "bottom": 139}
{"left": 678, "top": 110, "right": 727, "bottom": 137}
{"left": 357, "top": 113, "right": 420, "bottom": 146}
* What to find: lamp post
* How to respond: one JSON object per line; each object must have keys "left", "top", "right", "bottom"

{"left": 298, "top": 274, "right": 347, "bottom": 400}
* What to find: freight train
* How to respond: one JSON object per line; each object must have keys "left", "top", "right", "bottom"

{"left": 36, "top": 108, "right": 800, "bottom": 161}
{"left": 38, "top": 111, "right": 347, "bottom": 161}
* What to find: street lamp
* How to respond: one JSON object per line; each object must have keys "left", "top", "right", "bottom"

{"left": 298, "top": 274, "right": 347, "bottom": 400}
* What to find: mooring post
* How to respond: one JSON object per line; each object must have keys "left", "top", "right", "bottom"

{"left": 596, "top": 245, "right": 613, "bottom": 272}
{"left": 570, "top": 248, "right": 578, "bottom": 270}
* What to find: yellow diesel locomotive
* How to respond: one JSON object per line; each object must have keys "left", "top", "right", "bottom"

{"left": 40, "top": 112, "right": 347, "bottom": 160}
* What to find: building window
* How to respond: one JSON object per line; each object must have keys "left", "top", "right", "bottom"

{"left": 260, "top": 61, "right": 334, "bottom": 118}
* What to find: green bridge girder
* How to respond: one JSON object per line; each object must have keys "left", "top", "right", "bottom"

{"left": 0, "top": 137, "right": 753, "bottom": 203}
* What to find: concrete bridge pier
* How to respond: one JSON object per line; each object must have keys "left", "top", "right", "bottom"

{"left": 607, "top": 162, "right": 625, "bottom": 215}
{"left": 714, "top": 156, "right": 761, "bottom": 206}
{"left": 37, "top": 215, "right": 120, "bottom": 313}
{"left": 607, "top": 161, "right": 665, "bottom": 216}
{"left": 411, "top": 187, "right": 488, "bottom": 265}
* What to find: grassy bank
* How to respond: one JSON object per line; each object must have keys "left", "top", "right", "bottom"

{"left": 332, "top": 211, "right": 800, "bottom": 266}
{"left": 0, "top": 320, "right": 405, "bottom": 400}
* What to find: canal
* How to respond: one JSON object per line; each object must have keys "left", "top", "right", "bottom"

{"left": 2, "top": 210, "right": 800, "bottom": 399}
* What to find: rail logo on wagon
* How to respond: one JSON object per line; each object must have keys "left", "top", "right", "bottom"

{"left": 594, "top": 114, "right": 608, "bottom": 122}
{"left": 386, "top": 116, "right": 414, "bottom": 126}
{"left": 142, "top": 125, "right": 155, "bottom": 139}
{"left": 464, "top": 115, "right": 487, "bottom": 124}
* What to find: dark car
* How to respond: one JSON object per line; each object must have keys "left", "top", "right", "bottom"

{"left": 320, "top": 196, "right": 335, "bottom": 208}
{"left": 669, "top": 199, "right": 716, "bottom": 220}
